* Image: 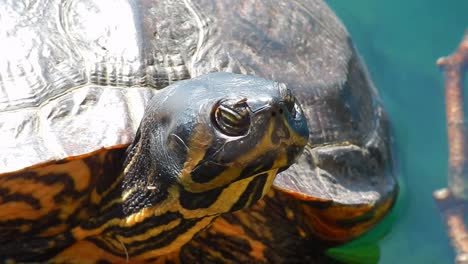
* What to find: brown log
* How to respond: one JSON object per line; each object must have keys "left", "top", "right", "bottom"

{"left": 437, "top": 30, "right": 468, "bottom": 199}
{"left": 434, "top": 30, "right": 468, "bottom": 264}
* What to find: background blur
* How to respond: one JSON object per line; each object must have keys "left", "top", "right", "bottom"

{"left": 325, "top": 1, "right": 468, "bottom": 263}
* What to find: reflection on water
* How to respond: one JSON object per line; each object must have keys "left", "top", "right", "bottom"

{"left": 325, "top": 0, "right": 468, "bottom": 263}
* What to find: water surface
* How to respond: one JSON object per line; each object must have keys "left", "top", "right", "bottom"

{"left": 325, "top": 1, "right": 468, "bottom": 263}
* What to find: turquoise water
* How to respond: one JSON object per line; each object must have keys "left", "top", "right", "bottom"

{"left": 325, "top": 1, "right": 468, "bottom": 263}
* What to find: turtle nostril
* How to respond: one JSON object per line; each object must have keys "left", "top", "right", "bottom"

{"left": 272, "top": 111, "right": 277, "bottom": 117}
{"left": 277, "top": 82, "right": 297, "bottom": 118}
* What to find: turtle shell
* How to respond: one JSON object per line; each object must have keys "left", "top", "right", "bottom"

{"left": 0, "top": 0, "right": 397, "bottom": 262}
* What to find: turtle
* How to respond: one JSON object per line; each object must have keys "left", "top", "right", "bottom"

{"left": 0, "top": 0, "right": 398, "bottom": 263}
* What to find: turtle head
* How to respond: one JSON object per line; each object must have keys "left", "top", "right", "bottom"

{"left": 77, "top": 74, "right": 308, "bottom": 258}
{"left": 126, "top": 72, "right": 308, "bottom": 215}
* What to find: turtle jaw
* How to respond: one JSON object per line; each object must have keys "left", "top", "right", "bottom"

{"left": 176, "top": 79, "right": 310, "bottom": 195}
{"left": 176, "top": 102, "right": 309, "bottom": 199}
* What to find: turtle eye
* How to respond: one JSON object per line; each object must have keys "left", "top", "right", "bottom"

{"left": 212, "top": 98, "right": 251, "bottom": 136}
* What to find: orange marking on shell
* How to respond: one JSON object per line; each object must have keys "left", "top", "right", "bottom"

{"left": 0, "top": 148, "right": 124, "bottom": 239}
{"left": 0, "top": 201, "right": 40, "bottom": 220}
{"left": 210, "top": 216, "right": 267, "bottom": 261}
{"left": 35, "top": 159, "right": 91, "bottom": 192}
{"left": 0, "top": 179, "right": 60, "bottom": 220}
{"left": 301, "top": 195, "right": 395, "bottom": 242}
{"left": 2, "top": 145, "right": 128, "bottom": 176}
{"left": 274, "top": 185, "right": 396, "bottom": 242}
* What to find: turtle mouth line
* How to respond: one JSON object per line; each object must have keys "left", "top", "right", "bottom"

{"left": 306, "top": 140, "right": 355, "bottom": 150}
{"left": 251, "top": 104, "right": 271, "bottom": 114}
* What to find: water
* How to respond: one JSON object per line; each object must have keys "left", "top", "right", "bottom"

{"left": 324, "top": 0, "right": 468, "bottom": 263}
